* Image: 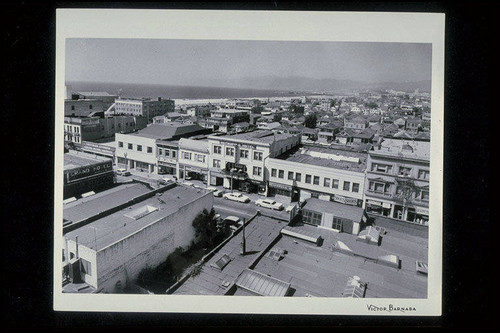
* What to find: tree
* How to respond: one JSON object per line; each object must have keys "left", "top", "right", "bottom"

{"left": 330, "top": 99, "right": 338, "bottom": 108}
{"left": 304, "top": 113, "right": 318, "bottom": 128}
{"left": 365, "top": 102, "right": 378, "bottom": 109}
{"left": 192, "top": 208, "right": 224, "bottom": 248}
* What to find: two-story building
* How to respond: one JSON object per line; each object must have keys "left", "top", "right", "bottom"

{"left": 177, "top": 138, "right": 210, "bottom": 181}
{"left": 115, "top": 123, "right": 208, "bottom": 174}
{"left": 344, "top": 116, "right": 369, "bottom": 133}
{"left": 267, "top": 145, "right": 368, "bottom": 206}
{"left": 364, "top": 139, "right": 430, "bottom": 225}
{"left": 207, "top": 130, "right": 301, "bottom": 194}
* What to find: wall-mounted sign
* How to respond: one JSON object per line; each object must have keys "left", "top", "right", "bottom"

{"left": 333, "top": 194, "right": 358, "bottom": 206}
{"left": 66, "top": 161, "right": 113, "bottom": 182}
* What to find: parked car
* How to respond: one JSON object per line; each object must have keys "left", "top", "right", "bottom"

{"left": 116, "top": 168, "right": 131, "bottom": 176}
{"left": 213, "top": 190, "right": 224, "bottom": 197}
{"left": 182, "top": 181, "right": 194, "bottom": 187}
{"left": 222, "top": 215, "right": 241, "bottom": 226}
{"left": 255, "top": 198, "right": 284, "bottom": 210}
{"left": 206, "top": 187, "right": 217, "bottom": 192}
{"left": 222, "top": 192, "right": 250, "bottom": 203}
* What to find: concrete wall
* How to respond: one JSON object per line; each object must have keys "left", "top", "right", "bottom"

{"left": 67, "top": 191, "right": 213, "bottom": 293}
{"left": 65, "top": 100, "right": 105, "bottom": 117}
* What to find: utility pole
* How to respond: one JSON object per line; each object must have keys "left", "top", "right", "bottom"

{"left": 240, "top": 218, "right": 246, "bottom": 255}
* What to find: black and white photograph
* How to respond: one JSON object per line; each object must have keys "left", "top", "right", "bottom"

{"left": 53, "top": 9, "right": 444, "bottom": 316}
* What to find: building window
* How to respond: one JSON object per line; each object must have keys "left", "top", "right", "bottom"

{"left": 128, "top": 143, "right": 133, "bottom": 150}
{"left": 71, "top": 105, "right": 75, "bottom": 111}
{"left": 240, "top": 149, "right": 249, "bottom": 159}
{"left": 398, "top": 166, "right": 412, "bottom": 177}
{"left": 332, "top": 217, "right": 344, "bottom": 231}
{"left": 137, "top": 145, "right": 142, "bottom": 152}
{"left": 213, "top": 145, "right": 222, "bottom": 154}
{"left": 302, "top": 210, "right": 322, "bottom": 226}
{"left": 305, "top": 175, "right": 312, "bottom": 184}
{"left": 422, "top": 190, "right": 429, "bottom": 201}
{"left": 343, "top": 181, "right": 351, "bottom": 191}
{"left": 254, "top": 151, "right": 263, "bottom": 161}
{"left": 158, "top": 148, "right": 163, "bottom": 155}
{"left": 352, "top": 183, "right": 360, "bottom": 193}
{"left": 278, "top": 170, "right": 284, "bottom": 179}
{"left": 147, "top": 146, "right": 153, "bottom": 154}
{"left": 165, "top": 149, "right": 170, "bottom": 157}
{"left": 195, "top": 154, "right": 205, "bottom": 163}
{"left": 89, "top": 104, "right": 93, "bottom": 110}
{"left": 118, "top": 141, "right": 123, "bottom": 148}
{"left": 324, "top": 178, "right": 331, "bottom": 187}
{"left": 271, "top": 168, "right": 277, "bottom": 177}
{"left": 418, "top": 169, "right": 430, "bottom": 180}
{"left": 226, "top": 147, "right": 234, "bottom": 156}
{"left": 172, "top": 151, "right": 176, "bottom": 158}
{"left": 333, "top": 179, "right": 339, "bottom": 189}
{"left": 253, "top": 166, "right": 262, "bottom": 176}
{"left": 295, "top": 173, "right": 302, "bottom": 182}
{"left": 288, "top": 171, "right": 294, "bottom": 180}
{"left": 313, "top": 176, "right": 320, "bottom": 185}
{"left": 371, "top": 163, "right": 392, "bottom": 174}
{"left": 369, "top": 181, "right": 387, "bottom": 193}
{"left": 80, "top": 258, "right": 92, "bottom": 276}
{"left": 213, "top": 159, "right": 221, "bottom": 168}
{"left": 183, "top": 152, "right": 192, "bottom": 160}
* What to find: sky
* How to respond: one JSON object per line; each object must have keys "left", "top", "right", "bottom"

{"left": 65, "top": 38, "right": 432, "bottom": 87}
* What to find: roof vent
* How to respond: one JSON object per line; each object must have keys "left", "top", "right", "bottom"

{"left": 124, "top": 205, "right": 158, "bottom": 220}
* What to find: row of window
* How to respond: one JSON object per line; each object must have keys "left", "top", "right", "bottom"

{"left": 370, "top": 163, "right": 430, "bottom": 180}
{"left": 158, "top": 148, "right": 177, "bottom": 158}
{"left": 213, "top": 145, "right": 264, "bottom": 161}
{"left": 368, "top": 181, "right": 429, "bottom": 200}
{"left": 270, "top": 168, "right": 360, "bottom": 192}
{"left": 182, "top": 152, "right": 206, "bottom": 163}
{"left": 118, "top": 141, "right": 153, "bottom": 153}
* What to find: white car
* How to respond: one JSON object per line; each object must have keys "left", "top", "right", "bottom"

{"left": 255, "top": 198, "right": 284, "bottom": 210}
{"left": 222, "top": 192, "right": 250, "bottom": 203}
{"left": 115, "top": 168, "right": 131, "bottom": 176}
{"left": 213, "top": 190, "right": 224, "bottom": 197}
{"left": 206, "top": 187, "right": 217, "bottom": 192}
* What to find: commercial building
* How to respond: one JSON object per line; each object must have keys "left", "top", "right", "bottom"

{"left": 115, "top": 123, "right": 208, "bottom": 174}
{"left": 65, "top": 91, "right": 117, "bottom": 117}
{"left": 206, "top": 108, "right": 250, "bottom": 133}
{"left": 267, "top": 145, "right": 367, "bottom": 206}
{"left": 63, "top": 150, "right": 114, "bottom": 199}
{"left": 64, "top": 115, "right": 147, "bottom": 145}
{"left": 364, "top": 138, "right": 430, "bottom": 225}
{"left": 206, "top": 130, "right": 301, "bottom": 194}
{"left": 62, "top": 184, "right": 214, "bottom": 293}
{"left": 114, "top": 97, "right": 175, "bottom": 122}
{"left": 177, "top": 138, "right": 210, "bottom": 181}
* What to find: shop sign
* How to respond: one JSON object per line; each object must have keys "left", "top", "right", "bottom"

{"left": 66, "top": 162, "right": 112, "bottom": 182}
{"left": 415, "top": 207, "right": 429, "bottom": 215}
{"left": 268, "top": 181, "right": 292, "bottom": 191}
{"left": 367, "top": 200, "right": 382, "bottom": 206}
{"left": 333, "top": 194, "right": 358, "bottom": 206}
{"left": 382, "top": 202, "right": 392, "bottom": 209}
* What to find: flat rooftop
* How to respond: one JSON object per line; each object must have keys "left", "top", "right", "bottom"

{"left": 252, "top": 223, "right": 428, "bottom": 298}
{"left": 371, "top": 138, "right": 430, "bottom": 161}
{"left": 172, "top": 215, "right": 287, "bottom": 296}
{"left": 64, "top": 184, "right": 210, "bottom": 252}
{"left": 64, "top": 151, "right": 112, "bottom": 171}
{"left": 172, "top": 217, "right": 428, "bottom": 298}
{"left": 275, "top": 145, "right": 367, "bottom": 172}
{"left": 63, "top": 183, "right": 152, "bottom": 224}
{"left": 209, "top": 130, "right": 297, "bottom": 145}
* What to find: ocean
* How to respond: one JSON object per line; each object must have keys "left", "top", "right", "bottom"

{"left": 66, "top": 81, "right": 308, "bottom": 101}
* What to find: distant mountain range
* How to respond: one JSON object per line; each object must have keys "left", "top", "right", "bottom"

{"left": 205, "top": 76, "right": 432, "bottom": 93}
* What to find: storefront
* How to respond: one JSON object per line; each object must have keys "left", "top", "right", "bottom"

{"left": 181, "top": 165, "right": 208, "bottom": 182}
{"left": 300, "top": 190, "right": 361, "bottom": 207}
{"left": 268, "top": 181, "right": 299, "bottom": 201}
{"left": 365, "top": 199, "right": 392, "bottom": 217}
{"left": 209, "top": 170, "right": 225, "bottom": 186}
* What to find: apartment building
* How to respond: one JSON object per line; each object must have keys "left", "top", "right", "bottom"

{"left": 206, "top": 108, "right": 250, "bottom": 133}
{"left": 364, "top": 139, "right": 430, "bottom": 225}
{"left": 177, "top": 138, "right": 210, "bottom": 181}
